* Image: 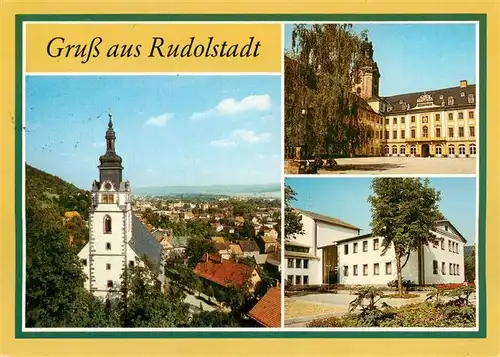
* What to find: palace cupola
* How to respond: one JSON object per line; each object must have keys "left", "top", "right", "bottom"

{"left": 98, "top": 112, "right": 123, "bottom": 188}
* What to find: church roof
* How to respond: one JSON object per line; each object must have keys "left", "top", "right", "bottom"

{"left": 130, "top": 214, "right": 163, "bottom": 270}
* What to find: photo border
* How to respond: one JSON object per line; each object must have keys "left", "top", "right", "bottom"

{"left": 15, "top": 13, "right": 487, "bottom": 339}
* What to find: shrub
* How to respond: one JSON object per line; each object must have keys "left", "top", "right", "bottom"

{"left": 387, "top": 279, "right": 416, "bottom": 292}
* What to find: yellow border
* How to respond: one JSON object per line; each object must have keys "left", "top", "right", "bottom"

{"left": 2, "top": 1, "right": 499, "bottom": 356}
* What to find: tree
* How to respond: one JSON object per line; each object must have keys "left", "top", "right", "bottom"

{"left": 285, "top": 24, "right": 373, "bottom": 156}
{"left": 464, "top": 245, "right": 476, "bottom": 283}
{"left": 189, "top": 311, "right": 238, "bottom": 327}
{"left": 284, "top": 183, "right": 304, "bottom": 239}
{"left": 185, "top": 237, "right": 217, "bottom": 268}
{"left": 368, "top": 178, "right": 441, "bottom": 295}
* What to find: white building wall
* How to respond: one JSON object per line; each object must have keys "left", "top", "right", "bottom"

{"left": 316, "top": 221, "right": 359, "bottom": 247}
{"left": 423, "top": 230, "right": 465, "bottom": 284}
{"left": 286, "top": 259, "right": 322, "bottom": 286}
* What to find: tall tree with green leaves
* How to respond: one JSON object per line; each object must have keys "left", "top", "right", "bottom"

{"left": 285, "top": 24, "right": 373, "bottom": 156}
{"left": 368, "top": 178, "right": 441, "bottom": 294}
{"left": 464, "top": 245, "right": 476, "bottom": 283}
{"left": 284, "top": 183, "right": 303, "bottom": 239}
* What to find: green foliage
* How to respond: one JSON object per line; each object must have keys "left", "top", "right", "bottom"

{"left": 387, "top": 279, "right": 416, "bottom": 293}
{"left": 285, "top": 24, "right": 373, "bottom": 156}
{"left": 189, "top": 310, "right": 238, "bottom": 327}
{"left": 284, "top": 183, "right": 303, "bottom": 239}
{"left": 464, "top": 245, "right": 476, "bottom": 283}
{"left": 185, "top": 237, "right": 217, "bottom": 268}
{"left": 368, "top": 178, "right": 441, "bottom": 294}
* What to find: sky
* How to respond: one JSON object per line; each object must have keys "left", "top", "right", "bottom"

{"left": 284, "top": 23, "right": 477, "bottom": 96}
{"left": 25, "top": 75, "right": 281, "bottom": 189}
{"left": 286, "top": 177, "right": 477, "bottom": 245}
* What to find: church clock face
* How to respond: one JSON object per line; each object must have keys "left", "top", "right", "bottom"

{"left": 104, "top": 182, "right": 112, "bottom": 190}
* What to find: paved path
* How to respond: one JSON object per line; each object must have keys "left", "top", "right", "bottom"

{"left": 317, "top": 157, "right": 476, "bottom": 175}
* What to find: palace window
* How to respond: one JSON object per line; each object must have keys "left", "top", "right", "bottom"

{"left": 422, "top": 116, "right": 429, "bottom": 123}
{"left": 410, "top": 145, "right": 416, "bottom": 155}
{"left": 469, "top": 111, "right": 474, "bottom": 119}
{"left": 458, "top": 112, "right": 464, "bottom": 119}
{"left": 373, "top": 239, "right": 379, "bottom": 250}
{"left": 469, "top": 126, "right": 475, "bottom": 137}
{"left": 384, "top": 146, "right": 389, "bottom": 155}
{"left": 449, "top": 263, "right": 453, "bottom": 275}
{"left": 107, "top": 280, "right": 113, "bottom": 288}
{"left": 400, "top": 146, "right": 406, "bottom": 155}
{"left": 448, "top": 127, "right": 454, "bottom": 138}
{"left": 422, "top": 126, "right": 428, "bottom": 138}
{"left": 379, "top": 130, "right": 383, "bottom": 139}
{"left": 448, "top": 113, "right": 454, "bottom": 120}
{"left": 303, "top": 276, "right": 309, "bottom": 285}
{"left": 304, "top": 260, "right": 309, "bottom": 269}
{"left": 436, "top": 128, "right": 441, "bottom": 138}
{"left": 459, "top": 127, "right": 465, "bottom": 138}
{"left": 82, "top": 259, "right": 87, "bottom": 266}
{"left": 401, "top": 117, "right": 405, "bottom": 124}
{"left": 448, "top": 145, "right": 455, "bottom": 155}
{"left": 435, "top": 114, "right": 441, "bottom": 121}
{"left": 129, "top": 260, "right": 135, "bottom": 268}
{"left": 448, "top": 240, "right": 452, "bottom": 252}
{"left": 411, "top": 116, "right": 415, "bottom": 123}
{"left": 353, "top": 242, "right": 358, "bottom": 253}
{"left": 296, "top": 259, "right": 302, "bottom": 268}
{"left": 468, "top": 94, "right": 474, "bottom": 104}
{"left": 287, "top": 259, "right": 293, "bottom": 268}
{"left": 436, "top": 145, "right": 442, "bottom": 155}
{"left": 411, "top": 129, "right": 416, "bottom": 139}
{"left": 393, "top": 117, "right": 397, "bottom": 124}
{"left": 385, "top": 262, "right": 392, "bottom": 275}
{"left": 344, "top": 244, "right": 349, "bottom": 255}
{"left": 470, "top": 144, "right": 476, "bottom": 155}
{"left": 374, "top": 263, "right": 380, "bottom": 275}
{"left": 441, "top": 262, "right": 446, "bottom": 275}
{"left": 448, "top": 96, "right": 454, "bottom": 105}
{"left": 392, "top": 145, "right": 397, "bottom": 154}
{"left": 393, "top": 130, "right": 397, "bottom": 139}
{"left": 295, "top": 276, "right": 301, "bottom": 285}
{"left": 106, "top": 242, "right": 111, "bottom": 250}
{"left": 103, "top": 215, "right": 112, "bottom": 234}
{"left": 363, "top": 241, "right": 368, "bottom": 252}
{"left": 106, "top": 263, "right": 111, "bottom": 270}
{"left": 375, "top": 131, "right": 379, "bottom": 139}
{"left": 353, "top": 265, "right": 358, "bottom": 276}
{"left": 385, "top": 118, "right": 389, "bottom": 125}
{"left": 459, "top": 144, "right": 466, "bottom": 155}
{"left": 363, "top": 264, "right": 368, "bottom": 276}
{"left": 439, "top": 95, "right": 444, "bottom": 100}
{"left": 385, "top": 131, "right": 389, "bottom": 140}
{"left": 343, "top": 266, "right": 349, "bottom": 277}
{"left": 433, "top": 260, "right": 438, "bottom": 274}
{"left": 457, "top": 264, "right": 460, "bottom": 275}
{"left": 401, "top": 130, "right": 405, "bottom": 139}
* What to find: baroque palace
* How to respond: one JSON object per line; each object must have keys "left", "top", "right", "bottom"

{"left": 354, "top": 40, "right": 477, "bottom": 158}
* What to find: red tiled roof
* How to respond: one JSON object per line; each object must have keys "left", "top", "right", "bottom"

{"left": 248, "top": 287, "right": 282, "bottom": 328}
{"left": 194, "top": 254, "right": 255, "bottom": 289}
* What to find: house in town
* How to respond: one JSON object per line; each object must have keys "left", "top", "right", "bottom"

{"left": 78, "top": 114, "right": 165, "bottom": 298}
{"left": 337, "top": 220, "right": 467, "bottom": 285}
{"left": 229, "top": 244, "right": 244, "bottom": 257}
{"left": 247, "top": 286, "right": 282, "bottom": 328}
{"left": 214, "top": 242, "right": 232, "bottom": 260}
{"left": 238, "top": 240, "right": 260, "bottom": 258}
{"left": 259, "top": 234, "right": 279, "bottom": 253}
{"left": 285, "top": 207, "right": 468, "bottom": 287}
{"left": 193, "top": 254, "right": 261, "bottom": 293}
{"left": 284, "top": 208, "right": 361, "bottom": 286}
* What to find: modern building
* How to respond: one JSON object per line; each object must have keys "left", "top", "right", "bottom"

{"left": 78, "top": 114, "right": 165, "bottom": 299}
{"left": 354, "top": 40, "right": 477, "bottom": 158}
{"left": 284, "top": 209, "right": 361, "bottom": 286}
{"left": 284, "top": 208, "right": 467, "bottom": 287}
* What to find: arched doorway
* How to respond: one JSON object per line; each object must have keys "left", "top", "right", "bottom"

{"left": 421, "top": 144, "right": 430, "bottom": 157}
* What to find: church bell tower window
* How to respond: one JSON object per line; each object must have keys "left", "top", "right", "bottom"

{"left": 104, "top": 215, "right": 112, "bottom": 234}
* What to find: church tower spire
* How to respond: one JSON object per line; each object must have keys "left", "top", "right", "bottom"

{"left": 98, "top": 110, "right": 123, "bottom": 187}
{"left": 353, "top": 39, "right": 380, "bottom": 100}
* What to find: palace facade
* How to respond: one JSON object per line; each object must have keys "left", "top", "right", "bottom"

{"left": 354, "top": 40, "right": 477, "bottom": 158}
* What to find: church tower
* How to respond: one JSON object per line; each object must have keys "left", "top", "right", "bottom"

{"left": 353, "top": 40, "right": 381, "bottom": 100}
{"left": 81, "top": 112, "right": 133, "bottom": 298}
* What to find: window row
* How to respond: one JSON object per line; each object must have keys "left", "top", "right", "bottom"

{"left": 287, "top": 258, "right": 309, "bottom": 269}
{"left": 386, "top": 110, "right": 475, "bottom": 126}
{"left": 287, "top": 275, "right": 309, "bottom": 285}
{"left": 81, "top": 259, "right": 136, "bottom": 268}
{"left": 433, "top": 261, "right": 461, "bottom": 276}
{"left": 343, "top": 262, "right": 392, "bottom": 277}
{"left": 384, "top": 144, "right": 476, "bottom": 156}
{"left": 344, "top": 239, "right": 379, "bottom": 255}
{"left": 384, "top": 126, "right": 475, "bottom": 140}
{"left": 433, "top": 238, "right": 460, "bottom": 254}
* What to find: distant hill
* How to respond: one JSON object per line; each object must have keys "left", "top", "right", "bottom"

{"left": 132, "top": 183, "right": 281, "bottom": 198}
{"left": 25, "top": 164, "right": 91, "bottom": 220}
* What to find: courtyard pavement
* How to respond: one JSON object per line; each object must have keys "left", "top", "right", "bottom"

{"left": 284, "top": 291, "right": 477, "bottom": 327}
{"left": 317, "top": 157, "right": 476, "bottom": 175}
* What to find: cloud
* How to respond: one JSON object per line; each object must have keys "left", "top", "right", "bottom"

{"left": 189, "top": 94, "right": 272, "bottom": 120}
{"left": 209, "top": 138, "right": 237, "bottom": 148}
{"left": 92, "top": 141, "right": 105, "bottom": 148}
{"left": 232, "top": 129, "right": 272, "bottom": 144}
{"left": 145, "top": 113, "right": 172, "bottom": 127}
